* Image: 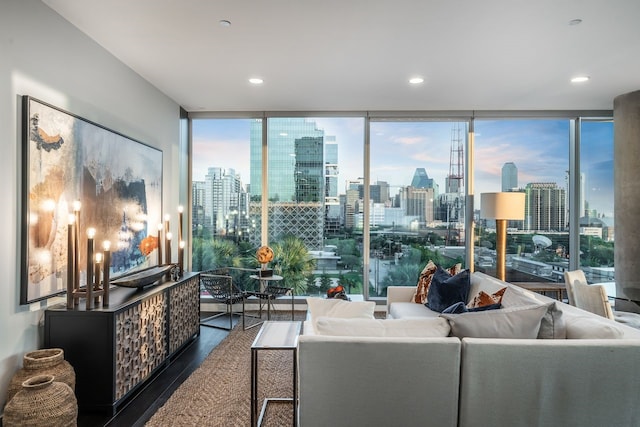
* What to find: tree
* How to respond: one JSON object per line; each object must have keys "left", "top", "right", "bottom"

{"left": 272, "top": 235, "right": 316, "bottom": 295}
{"left": 379, "top": 264, "right": 421, "bottom": 297}
{"left": 318, "top": 272, "right": 332, "bottom": 295}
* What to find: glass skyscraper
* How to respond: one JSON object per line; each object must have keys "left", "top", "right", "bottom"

{"left": 249, "top": 118, "right": 337, "bottom": 249}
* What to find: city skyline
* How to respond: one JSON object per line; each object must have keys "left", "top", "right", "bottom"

{"left": 192, "top": 118, "right": 613, "bottom": 217}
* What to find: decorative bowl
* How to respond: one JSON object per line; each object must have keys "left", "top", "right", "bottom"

{"left": 110, "top": 264, "right": 175, "bottom": 288}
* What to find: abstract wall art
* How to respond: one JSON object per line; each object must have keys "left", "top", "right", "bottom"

{"left": 21, "top": 96, "right": 163, "bottom": 304}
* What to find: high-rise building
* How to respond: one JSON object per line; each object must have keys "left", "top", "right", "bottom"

{"left": 250, "top": 119, "right": 335, "bottom": 249}
{"left": 403, "top": 186, "right": 436, "bottom": 224}
{"left": 502, "top": 162, "right": 518, "bottom": 191}
{"left": 203, "top": 167, "right": 246, "bottom": 237}
{"left": 524, "top": 182, "right": 566, "bottom": 232}
{"left": 324, "top": 137, "right": 340, "bottom": 235}
{"left": 411, "top": 168, "right": 436, "bottom": 189}
{"left": 192, "top": 180, "right": 206, "bottom": 232}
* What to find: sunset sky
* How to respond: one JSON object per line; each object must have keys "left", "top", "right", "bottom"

{"left": 192, "top": 117, "right": 613, "bottom": 217}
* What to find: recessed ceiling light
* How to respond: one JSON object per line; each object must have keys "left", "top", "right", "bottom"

{"left": 571, "top": 76, "right": 590, "bottom": 83}
{"left": 249, "top": 78, "right": 263, "bottom": 85}
{"left": 409, "top": 77, "right": 424, "bottom": 84}
{"left": 568, "top": 19, "right": 582, "bottom": 26}
{"left": 219, "top": 19, "right": 231, "bottom": 27}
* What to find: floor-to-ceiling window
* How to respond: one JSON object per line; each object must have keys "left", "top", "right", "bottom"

{"left": 191, "top": 118, "right": 260, "bottom": 291}
{"left": 261, "top": 117, "right": 365, "bottom": 296}
{"left": 474, "top": 119, "right": 570, "bottom": 283}
{"left": 579, "top": 119, "right": 615, "bottom": 283}
{"left": 189, "top": 112, "right": 614, "bottom": 298}
{"left": 369, "top": 120, "right": 468, "bottom": 297}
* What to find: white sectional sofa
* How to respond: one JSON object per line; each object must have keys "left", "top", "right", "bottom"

{"left": 297, "top": 271, "right": 640, "bottom": 427}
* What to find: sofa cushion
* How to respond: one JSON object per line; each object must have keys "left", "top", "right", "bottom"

{"left": 426, "top": 268, "right": 470, "bottom": 313}
{"left": 306, "top": 297, "right": 376, "bottom": 331}
{"left": 388, "top": 302, "right": 441, "bottom": 319}
{"left": 565, "top": 315, "right": 625, "bottom": 339}
{"left": 315, "top": 317, "right": 451, "bottom": 337}
{"left": 440, "top": 303, "right": 551, "bottom": 339}
{"left": 537, "top": 302, "right": 567, "bottom": 339}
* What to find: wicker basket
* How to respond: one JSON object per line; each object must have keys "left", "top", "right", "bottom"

{"left": 3, "top": 374, "right": 78, "bottom": 427}
{"left": 6, "top": 348, "right": 75, "bottom": 404}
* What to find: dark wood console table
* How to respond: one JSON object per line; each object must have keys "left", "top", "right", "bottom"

{"left": 44, "top": 272, "right": 200, "bottom": 415}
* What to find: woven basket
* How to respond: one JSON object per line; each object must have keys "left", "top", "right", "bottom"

{"left": 3, "top": 374, "right": 78, "bottom": 427}
{"left": 6, "top": 348, "right": 76, "bottom": 404}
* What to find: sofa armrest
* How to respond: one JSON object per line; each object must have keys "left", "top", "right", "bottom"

{"left": 298, "top": 335, "right": 461, "bottom": 427}
{"left": 459, "top": 337, "right": 640, "bottom": 427}
{"left": 386, "top": 286, "right": 416, "bottom": 309}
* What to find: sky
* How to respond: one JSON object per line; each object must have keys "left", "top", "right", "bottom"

{"left": 192, "top": 117, "right": 614, "bottom": 217}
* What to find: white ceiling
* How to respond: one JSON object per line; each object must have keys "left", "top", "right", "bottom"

{"left": 43, "top": 0, "right": 640, "bottom": 113}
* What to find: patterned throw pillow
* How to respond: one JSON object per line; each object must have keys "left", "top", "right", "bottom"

{"left": 411, "top": 260, "right": 437, "bottom": 303}
{"left": 467, "top": 287, "right": 507, "bottom": 309}
{"left": 411, "top": 261, "right": 462, "bottom": 304}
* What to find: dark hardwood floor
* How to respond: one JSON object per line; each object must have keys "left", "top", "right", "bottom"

{"left": 77, "top": 313, "right": 234, "bottom": 427}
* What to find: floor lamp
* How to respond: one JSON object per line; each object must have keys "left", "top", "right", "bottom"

{"left": 480, "top": 192, "right": 525, "bottom": 281}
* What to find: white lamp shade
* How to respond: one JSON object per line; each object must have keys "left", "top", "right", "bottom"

{"left": 480, "top": 192, "right": 525, "bottom": 220}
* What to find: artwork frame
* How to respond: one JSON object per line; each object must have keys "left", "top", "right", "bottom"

{"left": 21, "top": 96, "right": 163, "bottom": 304}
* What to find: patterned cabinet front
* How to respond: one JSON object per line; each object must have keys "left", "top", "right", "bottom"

{"left": 169, "top": 274, "right": 200, "bottom": 354}
{"left": 115, "top": 292, "right": 167, "bottom": 400}
{"left": 45, "top": 273, "right": 199, "bottom": 414}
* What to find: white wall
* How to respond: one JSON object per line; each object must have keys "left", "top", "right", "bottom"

{"left": 0, "top": 0, "right": 181, "bottom": 411}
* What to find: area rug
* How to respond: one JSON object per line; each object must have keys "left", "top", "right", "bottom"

{"left": 145, "top": 312, "right": 303, "bottom": 427}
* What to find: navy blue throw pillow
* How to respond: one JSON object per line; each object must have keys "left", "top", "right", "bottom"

{"left": 441, "top": 301, "right": 502, "bottom": 314}
{"left": 425, "top": 267, "right": 470, "bottom": 313}
{"left": 468, "top": 303, "right": 501, "bottom": 312}
{"left": 442, "top": 301, "right": 468, "bottom": 314}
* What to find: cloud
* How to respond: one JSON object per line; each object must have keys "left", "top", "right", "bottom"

{"left": 391, "top": 136, "right": 425, "bottom": 145}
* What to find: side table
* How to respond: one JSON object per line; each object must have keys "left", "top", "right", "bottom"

{"left": 246, "top": 274, "right": 294, "bottom": 329}
{"left": 251, "top": 321, "right": 302, "bottom": 427}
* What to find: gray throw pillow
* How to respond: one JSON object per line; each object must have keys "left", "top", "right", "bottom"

{"left": 440, "top": 303, "right": 552, "bottom": 339}
{"left": 537, "top": 302, "right": 567, "bottom": 339}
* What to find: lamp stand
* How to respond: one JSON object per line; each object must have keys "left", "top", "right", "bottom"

{"left": 496, "top": 219, "right": 507, "bottom": 281}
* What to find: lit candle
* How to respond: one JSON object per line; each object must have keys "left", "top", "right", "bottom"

{"left": 164, "top": 214, "right": 170, "bottom": 235}
{"left": 165, "top": 232, "right": 172, "bottom": 265}
{"left": 86, "top": 227, "right": 95, "bottom": 310}
{"left": 66, "top": 214, "right": 75, "bottom": 309}
{"left": 164, "top": 215, "right": 170, "bottom": 265}
{"left": 177, "top": 206, "right": 184, "bottom": 244}
{"left": 94, "top": 252, "right": 102, "bottom": 307}
{"left": 103, "top": 240, "right": 111, "bottom": 306}
{"left": 178, "top": 240, "right": 185, "bottom": 276}
{"left": 73, "top": 201, "right": 81, "bottom": 302}
{"left": 157, "top": 223, "right": 163, "bottom": 265}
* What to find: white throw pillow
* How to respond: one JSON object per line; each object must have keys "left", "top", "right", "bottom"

{"left": 440, "top": 303, "right": 551, "bottom": 339}
{"left": 565, "top": 315, "right": 624, "bottom": 339}
{"left": 315, "top": 317, "right": 451, "bottom": 337}
{"left": 306, "top": 297, "right": 376, "bottom": 331}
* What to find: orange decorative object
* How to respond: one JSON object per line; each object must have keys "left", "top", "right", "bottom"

{"left": 256, "top": 246, "right": 274, "bottom": 264}
{"left": 139, "top": 236, "right": 158, "bottom": 256}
